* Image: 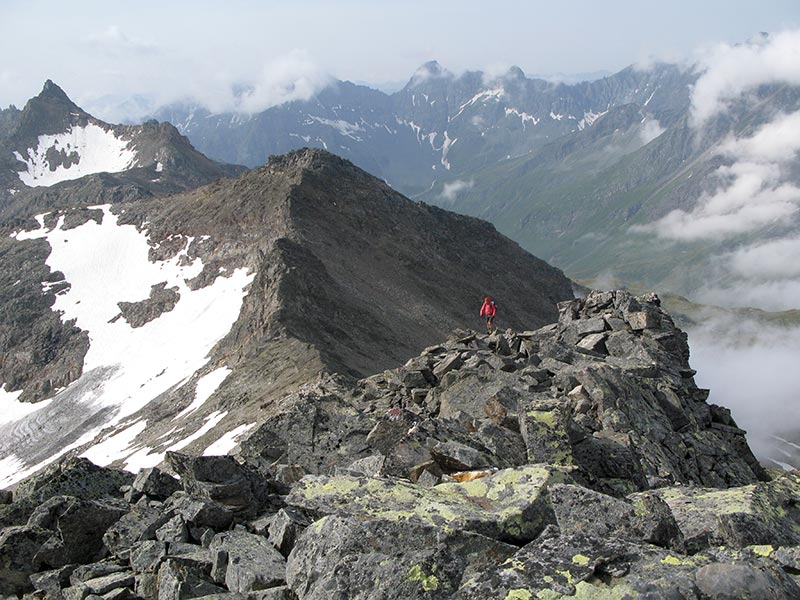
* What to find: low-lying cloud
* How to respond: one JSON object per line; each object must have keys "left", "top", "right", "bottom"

{"left": 632, "top": 110, "right": 800, "bottom": 242}
{"left": 231, "top": 50, "right": 332, "bottom": 114}
{"left": 639, "top": 117, "right": 665, "bottom": 145}
{"left": 688, "top": 314, "right": 800, "bottom": 464}
{"left": 440, "top": 179, "right": 474, "bottom": 202}
{"left": 691, "top": 30, "right": 800, "bottom": 125}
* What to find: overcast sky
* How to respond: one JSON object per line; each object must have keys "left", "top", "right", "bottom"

{"left": 1, "top": 0, "right": 799, "bottom": 115}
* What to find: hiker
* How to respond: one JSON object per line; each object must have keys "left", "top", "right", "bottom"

{"left": 480, "top": 296, "right": 497, "bottom": 333}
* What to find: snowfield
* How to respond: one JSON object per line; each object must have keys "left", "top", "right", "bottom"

{"left": 13, "top": 123, "right": 138, "bottom": 187}
{"left": 0, "top": 206, "right": 254, "bottom": 487}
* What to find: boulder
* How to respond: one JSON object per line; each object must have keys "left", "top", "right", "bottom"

{"left": 156, "top": 558, "right": 224, "bottom": 600}
{"left": 208, "top": 530, "right": 286, "bottom": 592}
{"left": 549, "top": 484, "right": 683, "bottom": 550}
{"left": 286, "top": 516, "right": 516, "bottom": 600}
{"left": 165, "top": 453, "right": 276, "bottom": 518}
{"left": 455, "top": 531, "right": 800, "bottom": 599}
{"left": 26, "top": 495, "right": 129, "bottom": 569}
{"left": 267, "top": 508, "right": 310, "bottom": 556}
{"left": 29, "top": 565, "right": 76, "bottom": 597}
{"left": 286, "top": 464, "right": 575, "bottom": 543}
{"left": 650, "top": 472, "right": 800, "bottom": 553}
{"left": 130, "top": 468, "right": 181, "bottom": 502}
{"left": 0, "top": 525, "right": 51, "bottom": 596}
{"left": 1, "top": 458, "right": 132, "bottom": 528}
{"left": 103, "top": 501, "right": 174, "bottom": 560}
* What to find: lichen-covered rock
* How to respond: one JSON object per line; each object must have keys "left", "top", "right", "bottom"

{"left": 550, "top": 484, "right": 683, "bottom": 550}
{"left": 1, "top": 458, "right": 132, "bottom": 529}
{"left": 454, "top": 531, "right": 800, "bottom": 599}
{"left": 286, "top": 516, "right": 516, "bottom": 600}
{"left": 649, "top": 471, "right": 800, "bottom": 553}
{"left": 286, "top": 464, "right": 574, "bottom": 543}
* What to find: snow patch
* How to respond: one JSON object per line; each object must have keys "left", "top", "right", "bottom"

{"left": 13, "top": 123, "right": 137, "bottom": 187}
{"left": 576, "top": 110, "right": 608, "bottom": 131}
{"left": 0, "top": 385, "right": 52, "bottom": 426}
{"left": 168, "top": 410, "right": 228, "bottom": 452}
{"left": 453, "top": 88, "right": 505, "bottom": 120}
{"left": 203, "top": 422, "right": 257, "bottom": 456}
{"left": 80, "top": 419, "right": 148, "bottom": 467}
{"left": 2, "top": 207, "right": 253, "bottom": 485}
{"left": 175, "top": 367, "right": 232, "bottom": 419}
{"left": 505, "top": 108, "right": 540, "bottom": 129}
{"left": 306, "top": 116, "right": 364, "bottom": 141}
{"left": 441, "top": 131, "right": 456, "bottom": 170}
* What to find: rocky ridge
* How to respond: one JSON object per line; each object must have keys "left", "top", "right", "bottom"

{"left": 1, "top": 291, "right": 798, "bottom": 599}
{"left": 0, "top": 148, "right": 574, "bottom": 488}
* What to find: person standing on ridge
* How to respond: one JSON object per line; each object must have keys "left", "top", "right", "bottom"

{"left": 480, "top": 296, "right": 497, "bottom": 333}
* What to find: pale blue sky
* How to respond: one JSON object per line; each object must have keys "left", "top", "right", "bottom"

{"left": 2, "top": 0, "right": 799, "bottom": 116}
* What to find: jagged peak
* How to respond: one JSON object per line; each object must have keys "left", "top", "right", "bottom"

{"left": 34, "top": 79, "right": 80, "bottom": 108}
{"left": 505, "top": 65, "right": 526, "bottom": 80}
{"left": 407, "top": 60, "right": 453, "bottom": 87}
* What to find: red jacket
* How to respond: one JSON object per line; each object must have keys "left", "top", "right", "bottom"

{"left": 480, "top": 300, "right": 496, "bottom": 317}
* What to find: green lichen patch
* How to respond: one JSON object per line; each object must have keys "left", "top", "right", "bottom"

{"left": 408, "top": 564, "right": 439, "bottom": 592}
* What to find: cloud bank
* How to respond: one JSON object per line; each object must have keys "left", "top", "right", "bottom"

{"left": 691, "top": 30, "right": 800, "bottom": 125}
{"left": 688, "top": 314, "right": 800, "bottom": 464}
{"left": 633, "top": 110, "right": 800, "bottom": 242}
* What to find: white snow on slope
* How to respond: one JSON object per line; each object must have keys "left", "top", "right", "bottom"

{"left": 577, "top": 110, "right": 609, "bottom": 131}
{"left": 2, "top": 207, "right": 254, "bottom": 485}
{"left": 13, "top": 123, "right": 137, "bottom": 187}
{"left": 81, "top": 420, "right": 148, "bottom": 466}
{"left": 176, "top": 367, "right": 232, "bottom": 419}
{"left": 168, "top": 410, "right": 228, "bottom": 452}
{"left": 505, "top": 108, "right": 540, "bottom": 129}
{"left": 306, "top": 116, "right": 364, "bottom": 141}
{"left": 0, "top": 385, "right": 52, "bottom": 425}
{"left": 453, "top": 88, "right": 505, "bottom": 120}
{"left": 203, "top": 422, "right": 257, "bottom": 456}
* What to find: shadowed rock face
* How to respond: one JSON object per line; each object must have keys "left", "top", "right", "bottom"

{"left": 1, "top": 294, "right": 799, "bottom": 598}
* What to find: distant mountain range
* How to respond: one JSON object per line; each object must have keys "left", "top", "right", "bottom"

{"left": 149, "top": 59, "right": 800, "bottom": 306}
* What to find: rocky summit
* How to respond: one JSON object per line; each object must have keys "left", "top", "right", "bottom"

{"left": 2, "top": 290, "right": 799, "bottom": 599}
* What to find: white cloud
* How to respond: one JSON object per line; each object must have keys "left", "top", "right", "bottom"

{"left": 689, "top": 315, "right": 800, "bottom": 462}
{"left": 232, "top": 50, "right": 332, "bottom": 114}
{"left": 639, "top": 117, "right": 665, "bottom": 144}
{"left": 726, "top": 236, "right": 800, "bottom": 282}
{"left": 691, "top": 30, "right": 800, "bottom": 125}
{"left": 633, "top": 111, "right": 800, "bottom": 242}
{"left": 84, "top": 25, "right": 158, "bottom": 56}
{"left": 697, "top": 278, "right": 800, "bottom": 312}
{"left": 439, "top": 178, "right": 474, "bottom": 202}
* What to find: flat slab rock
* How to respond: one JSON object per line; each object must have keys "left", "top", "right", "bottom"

{"left": 287, "top": 515, "right": 516, "bottom": 600}
{"left": 454, "top": 532, "right": 800, "bottom": 599}
{"left": 647, "top": 472, "right": 800, "bottom": 552}
{"left": 286, "top": 464, "right": 575, "bottom": 543}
